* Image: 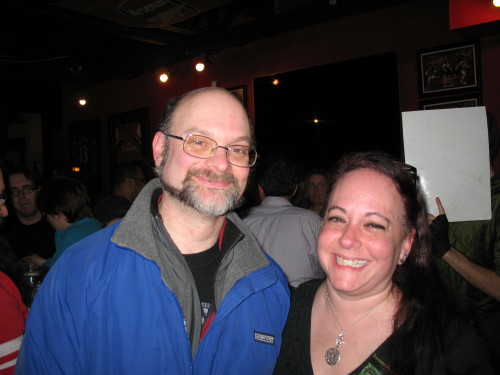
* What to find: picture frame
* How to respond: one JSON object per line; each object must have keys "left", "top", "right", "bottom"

{"left": 417, "top": 42, "right": 481, "bottom": 97}
{"left": 420, "top": 94, "right": 482, "bottom": 110}
{"left": 69, "top": 118, "right": 102, "bottom": 193}
{"left": 227, "top": 85, "right": 248, "bottom": 110}
{"left": 108, "top": 107, "right": 150, "bottom": 171}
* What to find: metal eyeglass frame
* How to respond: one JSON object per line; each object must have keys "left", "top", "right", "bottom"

{"left": 166, "top": 133, "right": 258, "bottom": 168}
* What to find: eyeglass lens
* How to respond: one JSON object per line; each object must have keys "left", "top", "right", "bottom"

{"left": 182, "top": 134, "right": 257, "bottom": 167}
{"left": 11, "top": 186, "right": 37, "bottom": 197}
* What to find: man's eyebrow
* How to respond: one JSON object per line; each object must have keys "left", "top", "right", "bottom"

{"left": 10, "top": 184, "right": 34, "bottom": 189}
{"left": 182, "top": 128, "right": 252, "bottom": 144}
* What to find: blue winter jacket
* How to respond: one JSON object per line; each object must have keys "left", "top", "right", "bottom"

{"left": 16, "top": 179, "right": 290, "bottom": 375}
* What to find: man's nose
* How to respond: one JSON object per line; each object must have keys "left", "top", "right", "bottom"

{"left": 206, "top": 147, "right": 231, "bottom": 171}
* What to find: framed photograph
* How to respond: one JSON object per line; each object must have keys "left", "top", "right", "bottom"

{"left": 417, "top": 42, "right": 481, "bottom": 96}
{"left": 420, "top": 94, "right": 482, "bottom": 110}
{"left": 108, "top": 108, "right": 150, "bottom": 170}
{"left": 228, "top": 85, "right": 248, "bottom": 109}
{"left": 69, "top": 119, "right": 102, "bottom": 193}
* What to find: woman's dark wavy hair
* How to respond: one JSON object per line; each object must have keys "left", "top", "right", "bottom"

{"left": 328, "top": 151, "right": 451, "bottom": 374}
{"left": 37, "top": 177, "right": 93, "bottom": 223}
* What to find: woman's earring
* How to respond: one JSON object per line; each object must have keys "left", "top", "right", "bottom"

{"left": 399, "top": 253, "right": 408, "bottom": 265}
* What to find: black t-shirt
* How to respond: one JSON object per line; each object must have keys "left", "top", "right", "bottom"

{"left": 1, "top": 215, "right": 56, "bottom": 259}
{"left": 184, "top": 242, "right": 222, "bottom": 329}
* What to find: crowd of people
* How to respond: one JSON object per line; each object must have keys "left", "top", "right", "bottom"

{"left": 0, "top": 86, "right": 498, "bottom": 374}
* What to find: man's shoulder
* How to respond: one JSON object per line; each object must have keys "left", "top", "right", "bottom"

{"left": 94, "top": 194, "right": 131, "bottom": 211}
{"left": 242, "top": 197, "right": 320, "bottom": 218}
{"left": 51, "top": 224, "right": 121, "bottom": 271}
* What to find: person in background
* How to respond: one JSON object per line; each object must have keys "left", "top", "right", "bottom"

{"left": 274, "top": 151, "right": 493, "bottom": 375}
{"left": 23, "top": 177, "right": 101, "bottom": 268}
{"left": 305, "top": 168, "right": 329, "bottom": 216}
{"left": 293, "top": 168, "right": 329, "bottom": 216}
{"left": 241, "top": 155, "right": 324, "bottom": 288}
{"left": 0, "top": 166, "right": 28, "bottom": 375}
{"left": 0, "top": 167, "right": 55, "bottom": 260}
{"left": 93, "top": 161, "right": 146, "bottom": 226}
{"left": 429, "top": 111, "right": 500, "bottom": 372}
{"left": 16, "top": 87, "right": 290, "bottom": 375}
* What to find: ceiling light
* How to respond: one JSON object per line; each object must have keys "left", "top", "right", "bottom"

{"left": 195, "top": 62, "right": 205, "bottom": 72}
{"left": 159, "top": 73, "right": 169, "bottom": 82}
{"left": 78, "top": 98, "right": 87, "bottom": 106}
{"left": 195, "top": 55, "right": 211, "bottom": 72}
{"left": 494, "top": 0, "right": 500, "bottom": 7}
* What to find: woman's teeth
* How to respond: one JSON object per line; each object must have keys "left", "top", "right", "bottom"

{"left": 336, "top": 256, "right": 367, "bottom": 268}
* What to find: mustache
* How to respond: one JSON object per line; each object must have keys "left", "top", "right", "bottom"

{"left": 184, "top": 168, "right": 238, "bottom": 186}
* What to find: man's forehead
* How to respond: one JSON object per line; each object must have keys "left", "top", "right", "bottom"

{"left": 9, "top": 173, "right": 33, "bottom": 186}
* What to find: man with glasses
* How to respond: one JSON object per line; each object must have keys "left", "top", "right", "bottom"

{"left": 93, "top": 161, "right": 146, "bottom": 226}
{"left": 0, "top": 167, "right": 55, "bottom": 260}
{"left": 17, "top": 87, "right": 290, "bottom": 375}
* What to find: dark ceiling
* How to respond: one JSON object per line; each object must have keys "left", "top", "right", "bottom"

{"left": 1, "top": 0, "right": 410, "bottom": 87}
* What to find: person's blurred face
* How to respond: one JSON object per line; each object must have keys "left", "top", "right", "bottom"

{"left": 9, "top": 173, "right": 39, "bottom": 219}
{"left": 46, "top": 213, "right": 70, "bottom": 231}
{"left": 0, "top": 169, "right": 8, "bottom": 219}
{"left": 131, "top": 167, "right": 146, "bottom": 200}
{"left": 152, "top": 89, "right": 252, "bottom": 217}
{"left": 307, "top": 174, "right": 328, "bottom": 205}
{"left": 317, "top": 169, "right": 414, "bottom": 298}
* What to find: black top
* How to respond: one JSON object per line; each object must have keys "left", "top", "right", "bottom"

{"left": 93, "top": 194, "right": 131, "bottom": 226}
{"left": 185, "top": 242, "right": 222, "bottom": 329}
{"left": 1, "top": 215, "right": 55, "bottom": 259}
{"left": 274, "top": 279, "right": 494, "bottom": 375}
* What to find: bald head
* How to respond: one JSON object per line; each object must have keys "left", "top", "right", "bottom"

{"left": 158, "top": 87, "right": 254, "bottom": 146}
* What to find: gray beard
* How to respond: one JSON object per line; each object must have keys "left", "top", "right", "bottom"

{"left": 160, "top": 168, "right": 244, "bottom": 217}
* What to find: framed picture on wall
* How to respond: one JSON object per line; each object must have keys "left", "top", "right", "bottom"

{"left": 417, "top": 42, "right": 481, "bottom": 97}
{"left": 227, "top": 85, "right": 248, "bottom": 110}
{"left": 420, "top": 94, "right": 482, "bottom": 110}
{"left": 69, "top": 118, "right": 102, "bottom": 193}
{"left": 108, "top": 108, "right": 150, "bottom": 171}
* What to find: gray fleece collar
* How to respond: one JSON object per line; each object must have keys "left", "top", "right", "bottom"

{"left": 111, "top": 178, "right": 271, "bottom": 358}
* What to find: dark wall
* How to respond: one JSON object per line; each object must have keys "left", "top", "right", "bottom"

{"left": 54, "top": 0, "right": 500, "bottom": 189}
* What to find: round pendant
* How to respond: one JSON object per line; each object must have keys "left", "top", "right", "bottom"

{"left": 325, "top": 347, "right": 340, "bottom": 366}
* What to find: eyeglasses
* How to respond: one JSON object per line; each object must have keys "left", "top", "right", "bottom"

{"left": 123, "top": 175, "right": 146, "bottom": 183}
{"left": 0, "top": 194, "right": 6, "bottom": 207}
{"left": 10, "top": 185, "right": 38, "bottom": 198}
{"left": 167, "top": 134, "right": 258, "bottom": 168}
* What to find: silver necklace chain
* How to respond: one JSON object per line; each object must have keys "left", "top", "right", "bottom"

{"left": 324, "top": 284, "right": 389, "bottom": 366}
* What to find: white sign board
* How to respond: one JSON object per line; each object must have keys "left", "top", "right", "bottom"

{"left": 402, "top": 106, "right": 491, "bottom": 222}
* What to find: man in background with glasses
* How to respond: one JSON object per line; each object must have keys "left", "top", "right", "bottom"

{"left": 17, "top": 87, "right": 290, "bottom": 375}
{"left": 0, "top": 167, "right": 55, "bottom": 261}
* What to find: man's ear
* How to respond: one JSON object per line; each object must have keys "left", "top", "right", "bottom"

{"left": 152, "top": 132, "right": 166, "bottom": 167}
{"left": 257, "top": 185, "right": 266, "bottom": 201}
